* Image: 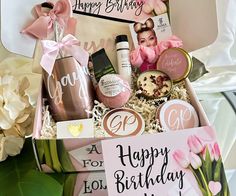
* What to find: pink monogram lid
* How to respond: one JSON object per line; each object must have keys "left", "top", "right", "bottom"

{"left": 157, "top": 99, "right": 199, "bottom": 131}
{"left": 156, "top": 48, "right": 193, "bottom": 83}
{"left": 102, "top": 108, "right": 145, "bottom": 137}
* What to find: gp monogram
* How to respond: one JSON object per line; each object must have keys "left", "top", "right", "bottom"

{"left": 167, "top": 108, "right": 192, "bottom": 130}
{"left": 103, "top": 108, "right": 144, "bottom": 136}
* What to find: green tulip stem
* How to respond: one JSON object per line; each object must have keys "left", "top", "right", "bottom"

{"left": 198, "top": 168, "right": 212, "bottom": 196}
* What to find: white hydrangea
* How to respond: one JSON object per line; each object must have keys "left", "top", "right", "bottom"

{"left": 0, "top": 75, "right": 34, "bottom": 161}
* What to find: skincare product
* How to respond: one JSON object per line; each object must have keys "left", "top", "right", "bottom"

{"left": 115, "top": 35, "right": 132, "bottom": 86}
{"left": 91, "top": 48, "right": 116, "bottom": 82}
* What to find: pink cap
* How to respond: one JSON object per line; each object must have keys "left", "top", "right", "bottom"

{"left": 157, "top": 48, "right": 192, "bottom": 82}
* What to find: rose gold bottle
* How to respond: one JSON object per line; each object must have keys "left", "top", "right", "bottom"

{"left": 43, "top": 56, "right": 95, "bottom": 121}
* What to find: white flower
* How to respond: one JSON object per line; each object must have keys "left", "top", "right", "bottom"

{"left": 0, "top": 75, "right": 32, "bottom": 130}
{"left": 0, "top": 74, "right": 34, "bottom": 161}
{"left": 0, "top": 134, "right": 24, "bottom": 161}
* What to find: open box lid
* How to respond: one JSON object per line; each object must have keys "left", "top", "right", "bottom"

{"left": 1, "top": 0, "right": 218, "bottom": 58}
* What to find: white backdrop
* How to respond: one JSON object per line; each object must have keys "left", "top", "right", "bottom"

{"left": 191, "top": 0, "right": 236, "bottom": 191}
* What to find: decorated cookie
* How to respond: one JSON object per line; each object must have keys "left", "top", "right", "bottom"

{"left": 137, "top": 70, "right": 172, "bottom": 98}
{"left": 157, "top": 99, "right": 199, "bottom": 131}
{"left": 156, "top": 48, "right": 192, "bottom": 83}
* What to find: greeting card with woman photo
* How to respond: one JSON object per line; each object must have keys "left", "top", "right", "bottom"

{"left": 129, "top": 14, "right": 172, "bottom": 48}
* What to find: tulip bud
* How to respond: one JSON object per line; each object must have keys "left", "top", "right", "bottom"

{"left": 213, "top": 143, "right": 221, "bottom": 161}
{"left": 173, "top": 150, "right": 190, "bottom": 168}
{"left": 154, "top": 0, "right": 167, "bottom": 15}
{"left": 202, "top": 144, "right": 214, "bottom": 162}
{"left": 187, "top": 135, "right": 204, "bottom": 154}
{"left": 142, "top": 2, "right": 154, "bottom": 14}
{"left": 189, "top": 152, "right": 202, "bottom": 169}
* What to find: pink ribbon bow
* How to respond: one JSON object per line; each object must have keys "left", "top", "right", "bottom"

{"left": 130, "top": 35, "right": 183, "bottom": 72}
{"left": 22, "top": 0, "right": 76, "bottom": 39}
{"left": 40, "top": 34, "right": 89, "bottom": 75}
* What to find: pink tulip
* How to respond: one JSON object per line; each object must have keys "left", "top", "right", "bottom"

{"left": 213, "top": 143, "right": 221, "bottom": 161}
{"left": 173, "top": 150, "right": 190, "bottom": 169}
{"left": 153, "top": 0, "right": 167, "bottom": 15}
{"left": 142, "top": 1, "right": 154, "bottom": 14}
{"left": 142, "top": 0, "right": 167, "bottom": 15}
{"left": 202, "top": 144, "right": 214, "bottom": 162}
{"left": 187, "top": 135, "right": 204, "bottom": 154}
{"left": 189, "top": 152, "right": 202, "bottom": 169}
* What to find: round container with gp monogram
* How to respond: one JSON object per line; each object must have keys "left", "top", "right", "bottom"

{"left": 157, "top": 99, "right": 199, "bottom": 131}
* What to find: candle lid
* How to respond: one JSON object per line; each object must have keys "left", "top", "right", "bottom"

{"left": 157, "top": 48, "right": 192, "bottom": 83}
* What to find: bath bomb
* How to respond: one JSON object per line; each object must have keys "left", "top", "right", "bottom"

{"left": 157, "top": 48, "right": 192, "bottom": 83}
{"left": 96, "top": 74, "right": 131, "bottom": 108}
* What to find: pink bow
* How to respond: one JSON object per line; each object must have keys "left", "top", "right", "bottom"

{"left": 22, "top": 0, "right": 76, "bottom": 39}
{"left": 40, "top": 34, "right": 89, "bottom": 75}
{"left": 130, "top": 35, "right": 183, "bottom": 72}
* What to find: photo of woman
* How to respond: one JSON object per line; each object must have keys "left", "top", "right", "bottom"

{"left": 130, "top": 16, "right": 183, "bottom": 72}
{"left": 134, "top": 18, "right": 158, "bottom": 47}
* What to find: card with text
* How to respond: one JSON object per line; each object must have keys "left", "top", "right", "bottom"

{"left": 102, "top": 126, "right": 230, "bottom": 196}
{"left": 56, "top": 118, "right": 94, "bottom": 139}
{"left": 71, "top": 0, "right": 149, "bottom": 21}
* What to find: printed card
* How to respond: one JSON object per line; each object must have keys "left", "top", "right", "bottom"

{"left": 102, "top": 126, "right": 230, "bottom": 196}
{"left": 57, "top": 118, "right": 94, "bottom": 138}
{"left": 71, "top": 0, "right": 149, "bottom": 21}
{"left": 129, "top": 14, "right": 172, "bottom": 48}
{"left": 69, "top": 141, "right": 104, "bottom": 171}
{"left": 75, "top": 171, "right": 108, "bottom": 195}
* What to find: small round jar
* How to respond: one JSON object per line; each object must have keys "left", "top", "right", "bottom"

{"left": 96, "top": 74, "right": 131, "bottom": 108}
{"left": 137, "top": 70, "right": 172, "bottom": 99}
{"left": 156, "top": 48, "right": 192, "bottom": 83}
{"left": 156, "top": 99, "right": 199, "bottom": 131}
{"left": 102, "top": 108, "right": 145, "bottom": 137}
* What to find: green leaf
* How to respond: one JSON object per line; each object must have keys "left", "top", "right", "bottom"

{"left": 0, "top": 138, "right": 64, "bottom": 196}
{"left": 63, "top": 174, "right": 77, "bottom": 196}
{"left": 34, "top": 139, "right": 45, "bottom": 163}
{"left": 7, "top": 170, "right": 63, "bottom": 196}
{"left": 213, "top": 158, "right": 222, "bottom": 182}
{"left": 57, "top": 140, "right": 75, "bottom": 172}
{"left": 201, "top": 147, "right": 212, "bottom": 182}
{"left": 49, "top": 140, "right": 62, "bottom": 172}
{"left": 221, "top": 165, "right": 230, "bottom": 196}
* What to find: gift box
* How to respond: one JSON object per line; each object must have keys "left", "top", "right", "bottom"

{"left": 25, "top": 0, "right": 215, "bottom": 173}
{"left": 32, "top": 78, "right": 210, "bottom": 172}
{"left": 2, "top": 0, "right": 231, "bottom": 195}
